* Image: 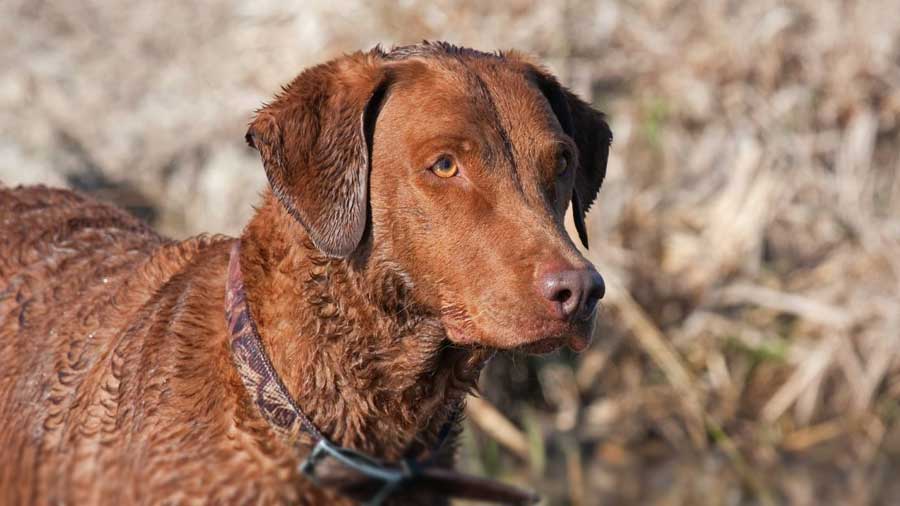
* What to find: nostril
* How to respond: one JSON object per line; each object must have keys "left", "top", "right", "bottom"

{"left": 552, "top": 288, "right": 573, "bottom": 304}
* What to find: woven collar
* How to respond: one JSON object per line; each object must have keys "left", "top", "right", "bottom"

{"left": 224, "top": 240, "right": 538, "bottom": 506}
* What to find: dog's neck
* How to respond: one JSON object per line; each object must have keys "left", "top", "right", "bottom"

{"left": 238, "top": 195, "right": 489, "bottom": 460}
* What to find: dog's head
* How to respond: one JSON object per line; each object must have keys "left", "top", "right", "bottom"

{"left": 246, "top": 42, "right": 611, "bottom": 353}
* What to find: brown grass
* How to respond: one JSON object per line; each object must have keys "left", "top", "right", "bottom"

{"left": 3, "top": 1, "right": 899, "bottom": 504}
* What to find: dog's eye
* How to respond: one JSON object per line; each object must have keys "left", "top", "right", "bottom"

{"left": 431, "top": 156, "right": 458, "bottom": 178}
{"left": 555, "top": 153, "right": 570, "bottom": 177}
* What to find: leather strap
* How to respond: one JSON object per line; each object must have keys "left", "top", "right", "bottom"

{"left": 225, "top": 240, "right": 538, "bottom": 505}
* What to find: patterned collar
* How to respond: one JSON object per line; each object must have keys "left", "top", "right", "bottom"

{"left": 224, "top": 240, "right": 537, "bottom": 505}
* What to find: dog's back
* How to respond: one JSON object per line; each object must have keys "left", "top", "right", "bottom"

{"left": 0, "top": 185, "right": 162, "bottom": 282}
{"left": 0, "top": 186, "right": 239, "bottom": 504}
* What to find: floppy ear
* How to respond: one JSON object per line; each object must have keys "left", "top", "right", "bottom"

{"left": 532, "top": 71, "right": 612, "bottom": 249}
{"left": 246, "top": 52, "right": 390, "bottom": 257}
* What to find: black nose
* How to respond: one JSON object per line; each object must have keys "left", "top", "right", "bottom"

{"left": 539, "top": 268, "right": 605, "bottom": 321}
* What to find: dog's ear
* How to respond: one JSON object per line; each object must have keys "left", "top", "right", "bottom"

{"left": 531, "top": 70, "right": 612, "bottom": 249}
{"left": 246, "top": 52, "right": 390, "bottom": 257}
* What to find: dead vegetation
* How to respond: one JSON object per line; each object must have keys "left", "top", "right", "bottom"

{"left": 3, "top": 1, "right": 899, "bottom": 504}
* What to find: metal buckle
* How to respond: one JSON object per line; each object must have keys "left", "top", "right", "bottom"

{"left": 300, "top": 439, "right": 419, "bottom": 506}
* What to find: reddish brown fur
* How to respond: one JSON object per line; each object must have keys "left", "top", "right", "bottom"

{"left": 0, "top": 42, "right": 610, "bottom": 505}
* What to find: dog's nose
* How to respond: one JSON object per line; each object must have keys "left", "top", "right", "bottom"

{"left": 538, "top": 267, "right": 605, "bottom": 321}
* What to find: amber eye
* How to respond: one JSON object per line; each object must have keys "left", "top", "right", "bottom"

{"left": 431, "top": 156, "right": 459, "bottom": 178}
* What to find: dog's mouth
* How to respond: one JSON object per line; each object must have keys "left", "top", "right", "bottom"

{"left": 513, "top": 332, "right": 592, "bottom": 354}
{"left": 516, "top": 336, "right": 567, "bottom": 354}
{"left": 441, "top": 306, "right": 593, "bottom": 354}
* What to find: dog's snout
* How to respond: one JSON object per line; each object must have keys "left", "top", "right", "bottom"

{"left": 538, "top": 267, "right": 605, "bottom": 321}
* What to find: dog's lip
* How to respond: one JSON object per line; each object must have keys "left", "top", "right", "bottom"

{"left": 516, "top": 336, "right": 566, "bottom": 354}
{"left": 443, "top": 319, "right": 591, "bottom": 354}
{"left": 518, "top": 334, "right": 591, "bottom": 354}
{"left": 566, "top": 334, "right": 591, "bottom": 352}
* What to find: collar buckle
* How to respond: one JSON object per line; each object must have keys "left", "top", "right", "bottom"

{"left": 300, "top": 438, "right": 419, "bottom": 506}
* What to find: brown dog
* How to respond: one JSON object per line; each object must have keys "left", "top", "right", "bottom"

{"left": 0, "top": 42, "right": 610, "bottom": 505}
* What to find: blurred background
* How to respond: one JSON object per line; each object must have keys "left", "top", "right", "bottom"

{"left": 3, "top": 1, "right": 900, "bottom": 504}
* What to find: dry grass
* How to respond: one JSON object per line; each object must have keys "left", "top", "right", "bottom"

{"left": 3, "top": 1, "right": 900, "bottom": 504}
